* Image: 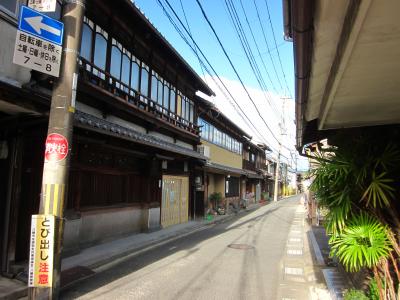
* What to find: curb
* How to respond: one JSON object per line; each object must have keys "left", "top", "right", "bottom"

{"left": 308, "top": 229, "right": 326, "bottom": 266}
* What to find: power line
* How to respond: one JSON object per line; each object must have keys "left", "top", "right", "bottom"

{"left": 237, "top": 0, "right": 281, "bottom": 111}
{"left": 224, "top": 0, "right": 281, "bottom": 119}
{"left": 157, "top": 0, "right": 296, "bottom": 157}
{"left": 252, "top": 0, "right": 285, "bottom": 94}
{"left": 156, "top": 0, "right": 278, "bottom": 153}
{"left": 178, "top": 0, "right": 206, "bottom": 81}
{"left": 263, "top": 0, "right": 293, "bottom": 99}
{"left": 194, "top": 0, "right": 282, "bottom": 145}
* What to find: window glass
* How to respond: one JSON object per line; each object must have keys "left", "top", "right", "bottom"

{"left": 189, "top": 102, "right": 194, "bottom": 123}
{"left": 185, "top": 100, "right": 190, "bottom": 121}
{"left": 158, "top": 79, "right": 163, "bottom": 105}
{"left": 94, "top": 34, "right": 107, "bottom": 70}
{"left": 121, "top": 53, "right": 130, "bottom": 85}
{"left": 181, "top": 97, "right": 186, "bottom": 119}
{"left": 170, "top": 88, "right": 176, "bottom": 112}
{"left": 110, "top": 45, "right": 122, "bottom": 79}
{"left": 140, "top": 65, "right": 149, "bottom": 97}
{"left": 151, "top": 74, "right": 158, "bottom": 101}
{"left": 131, "top": 62, "right": 139, "bottom": 91}
{"left": 209, "top": 125, "right": 213, "bottom": 142}
{"left": 80, "top": 23, "right": 93, "bottom": 61}
{"left": 163, "top": 84, "right": 169, "bottom": 109}
{"left": 200, "top": 119, "right": 206, "bottom": 137}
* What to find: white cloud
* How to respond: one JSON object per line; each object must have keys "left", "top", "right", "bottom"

{"left": 201, "top": 75, "right": 309, "bottom": 171}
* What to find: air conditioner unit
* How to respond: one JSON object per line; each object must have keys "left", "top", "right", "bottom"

{"left": 197, "top": 145, "right": 210, "bottom": 158}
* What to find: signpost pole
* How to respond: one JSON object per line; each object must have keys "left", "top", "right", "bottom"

{"left": 29, "top": 0, "right": 85, "bottom": 299}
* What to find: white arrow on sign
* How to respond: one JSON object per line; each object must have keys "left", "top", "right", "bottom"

{"left": 25, "top": 16, "right": 61, "bottom": 36}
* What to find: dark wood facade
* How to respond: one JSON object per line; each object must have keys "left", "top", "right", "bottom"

{"left": 0, "top": 0, "right": 213, "bottom": 276}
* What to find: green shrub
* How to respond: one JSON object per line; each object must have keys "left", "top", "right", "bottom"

{"left": 209, "top": 192, "right": 222, "bottom": 207}
{"left": 344, "top": 289, "right": 368, "bottom": 300}
{"left": 368, "top": 279, "right": 379, "bottom": 300}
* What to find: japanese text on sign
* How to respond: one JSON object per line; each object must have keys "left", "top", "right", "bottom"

{"left": 28, "top": 215, "right": 55, "bottom": 287}
{"left": 45, "top": 133, "right": 69, "bottom": 162}
{"left": 28, "top": 0, "right": 57, "bottom": 12}
{"left": 13, "top": 30, "right": 61, "bottom": 77}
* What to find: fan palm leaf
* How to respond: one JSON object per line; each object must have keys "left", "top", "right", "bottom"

{"left": 330, "top": 214, "right": 392, "bottom": 272}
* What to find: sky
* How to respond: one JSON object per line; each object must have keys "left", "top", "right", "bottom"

{"left": 133, "top": 0, "right": 309, "bottom": 171}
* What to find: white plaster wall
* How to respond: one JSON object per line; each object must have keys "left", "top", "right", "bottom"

{"left": 76, "top": 102, "right": 103, "bottom": 118}
{"left": 148, "top": 131, "right": 174, "bottom": 143}
{"left": 175, "top": 139, "right": 194, "bottom": 150}
{"left": 0, "top": 19, "right": 31, "bottom": 85}
{"left": 76, "top": 102, "right": 147, "bottom": 134}
{"left": 107, "top": 115, "right": 146, "bottom": 134}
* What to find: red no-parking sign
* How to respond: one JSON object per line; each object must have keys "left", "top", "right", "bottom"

{"left": 44, "top": 133, "right": 68, "bottom": 162}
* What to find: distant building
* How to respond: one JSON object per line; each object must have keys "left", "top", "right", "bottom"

{"left": 196, "top": 96, "right": 249, "bottom": 213}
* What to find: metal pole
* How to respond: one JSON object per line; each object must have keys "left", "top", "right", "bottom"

{"left": 29, "top": 0, "right": 85, "bottom": 299}
{"left": 274, "top": 97, "right": 287, "bottom": 202}
{"left": 273, "top": 145, "right": 281, "bottom": 202}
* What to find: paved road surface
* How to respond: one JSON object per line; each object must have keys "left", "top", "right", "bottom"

{"left": 61, "top": 195, "right": 328, "bottom": 300}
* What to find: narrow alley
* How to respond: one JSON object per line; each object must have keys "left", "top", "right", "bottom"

{"left": 60, "top": 196, "right": 330, "bottom": 300}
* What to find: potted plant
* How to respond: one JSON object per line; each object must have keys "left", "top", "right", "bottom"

{"left": 209, "top": 192, "right": 223, "bottom": 214}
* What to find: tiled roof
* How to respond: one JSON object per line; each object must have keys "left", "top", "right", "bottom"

{"left": 205, "top": 162, "right": 247, "bottom": 176}
{"left": 245, "top": 170, "right": 264, "bottom": 179}
{"left": 74, "top": 111, "right": 207, "bottom": 160}
{"left": 204, "top": 162, "right": 263, "bottom": 179}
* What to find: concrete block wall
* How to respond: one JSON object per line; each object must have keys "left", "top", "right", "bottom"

{"left": 63, "top": 206, "right": 160, "bottom": 252}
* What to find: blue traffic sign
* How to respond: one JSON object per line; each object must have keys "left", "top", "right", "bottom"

{"left": 18, "top": 6, "right": 64, "bottom": 46}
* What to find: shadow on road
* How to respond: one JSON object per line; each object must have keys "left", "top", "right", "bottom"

{"left": 60, "top": 200, "right": 298, "bottom": 299}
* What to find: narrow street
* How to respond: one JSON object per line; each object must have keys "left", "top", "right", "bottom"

{"left": 61, "top": 195, "right": 326, "bottom": 300}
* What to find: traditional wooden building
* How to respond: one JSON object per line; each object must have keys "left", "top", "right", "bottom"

{"left": 0, "top": 0, "right": 214, "bottom": 276}
{"left": 196, "top": 96, "right": 249, "bottom": 213}
{"left": 242, "top": 141, "right": 268, "bottom": 204}
{"left": 265, "top": 155, "right": 277, "bottom": 199}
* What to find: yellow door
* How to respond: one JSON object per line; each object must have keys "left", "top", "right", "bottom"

{"left": 161, "top": 175, "right": 189, "bottom": 227}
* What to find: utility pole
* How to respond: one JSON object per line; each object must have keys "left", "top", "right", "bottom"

{"left": 273, "top": 141, "right": 281, "bottom": 202}
{"left": 29, "top": 0, "right": 85, "bottom": 299}
{"left": 273, "top": 97, "right": 289, "bottom": 202}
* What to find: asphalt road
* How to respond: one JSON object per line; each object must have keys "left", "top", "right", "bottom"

{"left": 61, "top": 195, "right": 320, "bottom": 300}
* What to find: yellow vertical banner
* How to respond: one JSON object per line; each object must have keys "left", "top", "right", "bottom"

{"left": 28, "top": 215, "right": 55, "bottom": 287}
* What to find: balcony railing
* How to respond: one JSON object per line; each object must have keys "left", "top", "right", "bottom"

{"left": 243, "top": 160, "right": 268, "bottom": 172}
{"left": 78, "top": 58, "right": 199, "bottom": 135}
{"left": 243, "top": 160, "right": 256, "bottom": 172}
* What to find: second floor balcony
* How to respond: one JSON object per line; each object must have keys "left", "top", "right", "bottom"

{"left": 78, "top": 57, "right": 200, "bottom": 137}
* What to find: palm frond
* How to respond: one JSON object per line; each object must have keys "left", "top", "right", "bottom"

{"left": 330, "top": 213, "right": 392, "bottom": 272}
{"left": 362, "top": 171, "right": 395, "bottom": 208}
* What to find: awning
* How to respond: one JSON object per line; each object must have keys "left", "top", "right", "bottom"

{"left": 204, "top": 162, "right": 247, "bottom": 176}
